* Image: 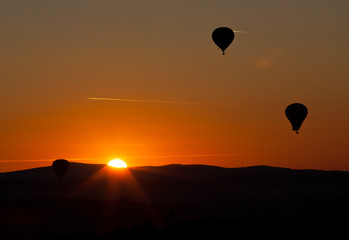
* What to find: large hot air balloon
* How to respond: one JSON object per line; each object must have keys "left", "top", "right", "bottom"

{"left": 285, "top": 103, "right": 308, "bottom": 134}
{"left": 52, "top": 159, "right": 70, "bottom": 179}
{"left": 212, "top": 27, "right": 235, "bottom": 55}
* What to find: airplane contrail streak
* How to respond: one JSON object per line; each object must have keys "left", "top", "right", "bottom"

{"left": 88, "top": 98, "right": 227, "bottom": 106}
{"left": 234, "top": 30, "right": 249, "bottom": 33}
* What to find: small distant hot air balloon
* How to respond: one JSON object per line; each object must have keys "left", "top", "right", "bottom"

{"left": 52, "top": 159, "right": 70, "bottom": 179}
{"left": 212, "top": 27, "right": 235, "bottom": 55}
{"left": 285, "top": 103, "right": 308, "bottom": 134}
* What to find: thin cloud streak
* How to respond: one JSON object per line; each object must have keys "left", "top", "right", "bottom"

{"left": 127, "top": 153, "right": 242, "bottom": 159}
{"left": 0, "top": 154, "right": 241, "bottom": 163}
{"left": 88, "top": 98, "right": 228, "bottom": 106}
{"left": 0, "top": 158, "right": 108, "bottom": 164}
{"left": 234, "top": 30, "right": 249, "bottom": 33}
{"left": 0, "top": 159, "right": 54, "bottom": 162}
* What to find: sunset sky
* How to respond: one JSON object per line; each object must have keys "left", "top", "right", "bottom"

{"left": 1, "top": 0, "right": 349, "bottom": 172}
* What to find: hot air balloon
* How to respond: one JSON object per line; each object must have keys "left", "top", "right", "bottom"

{"left": 285, "top": 103, "right": 308, "bottom": 134}
{"left": 212, "top": 27, "right": 235, "bottom": 55}
{"left": 52, "top": 159, "right": 70, "bottom": 179}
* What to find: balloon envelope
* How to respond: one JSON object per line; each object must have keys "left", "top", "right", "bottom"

{"left": 285, "top": 103, "right": 308, "bottom": 134}
{"left": 212, "top": 27, "right": 235, "bottom": 55}
{"left": 52, "top": 159, "right": 70, "bottom": 179}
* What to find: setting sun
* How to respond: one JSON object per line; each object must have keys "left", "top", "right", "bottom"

{"left": 107, "top": 159, "right": 128, "bottom": 168}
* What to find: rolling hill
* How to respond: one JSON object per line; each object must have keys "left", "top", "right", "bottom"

{"left": 1, "top": 163, "right": 349, "bottom": 239}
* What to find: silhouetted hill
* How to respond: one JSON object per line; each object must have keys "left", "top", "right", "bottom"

{"left": 2, "top": 162, "right": 346, "bottom": 180}
{"left": 2, "top": 163, "right": 349, "bottom": 199}
{"left": 0, "top": 162, "right": 105, "bottom": 181}
{"left": 2, "top": 163, "right": 349, "bottom": 239}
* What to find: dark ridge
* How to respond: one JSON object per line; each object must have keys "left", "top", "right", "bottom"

{"left": 2, "top": 163, "right": 349, "bottom": 239}
{"left": 1, "top": 163, "right": 349, "bottom": 181}
{"left": 0, "top": 162, "right": 106, "bottom": 181}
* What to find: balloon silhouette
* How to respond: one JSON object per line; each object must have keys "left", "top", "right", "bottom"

{"left": 52, "top": 159, "right": 70, "bottom": 179}
{"left": 212, "top": 27, "right": 235, "bottom": 55}
{"left": 285, "top": 103, "right": 308, "bottom": 134}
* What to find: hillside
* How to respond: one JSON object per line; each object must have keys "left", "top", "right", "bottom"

{"left": 1, "top": 163, "right": 349, "bottom": 239}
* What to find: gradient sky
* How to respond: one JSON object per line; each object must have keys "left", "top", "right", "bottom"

{"left": 1, "top": 0, "right": 349, "bottom": 172}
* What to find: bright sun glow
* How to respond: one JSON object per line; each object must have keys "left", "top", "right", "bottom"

{"left": 108, "top": 159, "right": 128, "bottom": 168}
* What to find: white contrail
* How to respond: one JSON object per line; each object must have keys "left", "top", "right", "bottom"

{"left": 234, "top": 30, "right": 249, "bottom": 33}
{"left": 88, "top": 98, "right": 227, "bottom": 106}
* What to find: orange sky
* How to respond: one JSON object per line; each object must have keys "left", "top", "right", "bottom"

{"left": 1, "top": 0, "right": 349, "bottom": 172}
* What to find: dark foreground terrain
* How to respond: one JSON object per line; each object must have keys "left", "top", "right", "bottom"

{"left": 1, "top": 164, "right": 349, "bottom": 239}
